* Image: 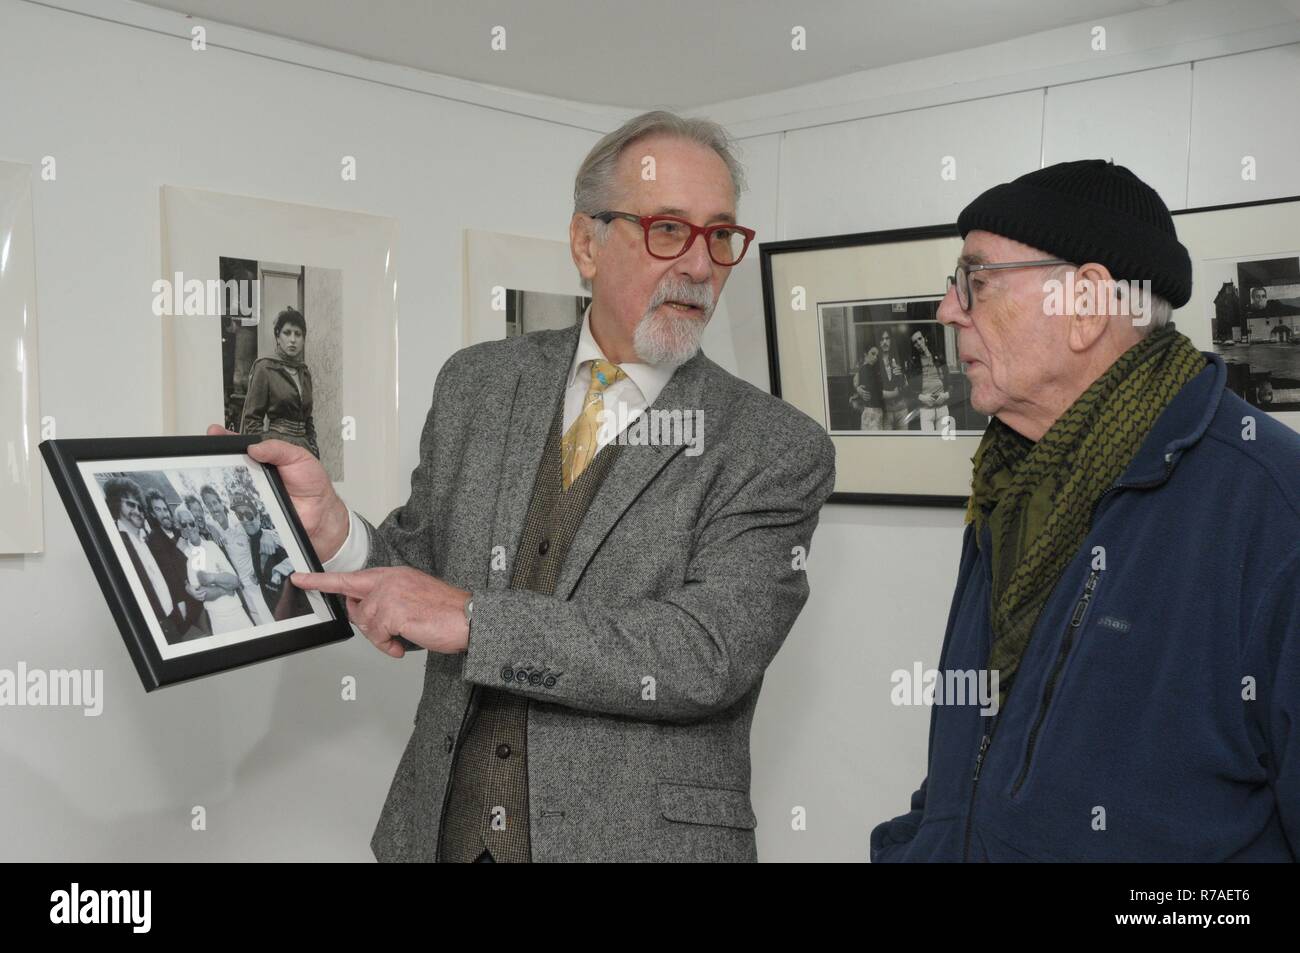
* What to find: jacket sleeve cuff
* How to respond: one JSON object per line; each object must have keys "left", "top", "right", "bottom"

{"left": 461, "top": 590, "right": 549, "bottom": 691}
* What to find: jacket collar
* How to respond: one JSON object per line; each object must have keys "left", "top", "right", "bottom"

{"left": 485, "top": 322, "right": 708, "bottom": 600}
{"left": 1116, "top": 352, "right": 1225, "bottom": 487}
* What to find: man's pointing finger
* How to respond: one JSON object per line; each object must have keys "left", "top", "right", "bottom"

{"left": 291, "top": 570, "right": 377, "bottom": 599}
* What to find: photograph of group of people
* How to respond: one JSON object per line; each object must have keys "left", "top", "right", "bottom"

{"left": 89, "top": 463, "right": 315, "bottom": 648}
{"left": 820, "top": 297, "right": 991, "bottom": 434}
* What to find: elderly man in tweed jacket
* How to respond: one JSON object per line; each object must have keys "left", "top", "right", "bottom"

{"left": 234, "top": 111, "right": 836, "bottom": 862}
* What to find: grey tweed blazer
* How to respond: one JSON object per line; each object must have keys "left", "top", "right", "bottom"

{"left": 360, "top": 321, "right": 836, "bottom": 862}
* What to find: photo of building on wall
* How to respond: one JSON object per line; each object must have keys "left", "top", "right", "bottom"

{"left": 1207, "top": 253, "right": 1300, "bottom": 412}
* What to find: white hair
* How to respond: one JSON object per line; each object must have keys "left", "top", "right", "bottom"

{"left": 1125, "top": 284, "right": 1173, "bottom": 336}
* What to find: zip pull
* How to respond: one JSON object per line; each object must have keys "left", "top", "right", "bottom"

{"left": 972, "top": 733, "right": 992, "bottom": 781}
{"left": 1069, "top": 569, "right": 1101, "bottom": 627}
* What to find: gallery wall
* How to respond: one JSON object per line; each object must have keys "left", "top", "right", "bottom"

{"left": 1, "top": 0, "right": 1297, "bottom": 861}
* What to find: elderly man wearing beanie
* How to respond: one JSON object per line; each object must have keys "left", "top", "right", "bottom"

{"left": 872, "top": 159, "right": 1300, "bottom": 862}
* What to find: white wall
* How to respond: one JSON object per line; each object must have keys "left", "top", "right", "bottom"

{"left": 2, "top": 0, "right": 1298, "bottom": 862}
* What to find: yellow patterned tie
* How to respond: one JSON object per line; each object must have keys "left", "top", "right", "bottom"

{"left": 561, "top": 359, "right": 626, "bottom": 490}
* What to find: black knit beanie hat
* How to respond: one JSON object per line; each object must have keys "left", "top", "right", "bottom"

{"left": 956, "top": 159, "right": 1192, "bottom": 308}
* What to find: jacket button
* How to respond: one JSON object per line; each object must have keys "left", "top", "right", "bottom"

{"left": 499, "top": 666, "right": 513, "bottom": 683}
{"left": 538, "top": 538, "right": 550, "bottom": 556}
{"left": 496, "top": 743, "right": 511, "bottom": 759}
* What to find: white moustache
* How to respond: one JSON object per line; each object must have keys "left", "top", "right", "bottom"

{"left": 651, "top": 283, "right": 713, "bottom": 314}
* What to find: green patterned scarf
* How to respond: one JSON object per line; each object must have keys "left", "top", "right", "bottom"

{"left": 966, "top": 323, "right": 1204, "bottom": 701}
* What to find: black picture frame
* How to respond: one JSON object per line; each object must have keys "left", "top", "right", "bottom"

{"left": 761, "top": 222, "right": 972, "bottom": 507}
{"left": 40, "top": 434, "right": 352, "bottom": 691}
{"left": 762, "top": 195, "right": 1300, "bottom": 506}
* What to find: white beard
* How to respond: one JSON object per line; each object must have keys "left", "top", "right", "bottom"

{"left": 633, "top": 308, "right": 708, "bottom": 366}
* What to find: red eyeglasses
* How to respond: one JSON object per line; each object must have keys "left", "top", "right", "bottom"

{"left": 591, "top": 211, "right": 756, "bottom": 266}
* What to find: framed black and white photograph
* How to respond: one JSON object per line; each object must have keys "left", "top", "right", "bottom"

{"left": 464, "top": 229, "right": 594, "bottom": 346}
{"left": 764, "top": 197, "right": 1300, "bottom": 505}
{"left": 160, "top": 186, "right": 400, "bottom": 523}
{"left": 1173, "top": 195, "right": 1300, "bottom": 426}
{"left": 761, "top": 223, "right": 973, "bottom": 505}
{"left": 40, "top": 434, "right": 352, "bottom": 691}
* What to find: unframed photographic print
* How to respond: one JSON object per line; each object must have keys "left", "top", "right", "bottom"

{"left": 218, "top": 255, "right": 345, "bottom": 478}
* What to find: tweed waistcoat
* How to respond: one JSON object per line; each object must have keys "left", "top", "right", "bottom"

{"left": 438, "top": 397, "right": 623, "bottom": 862}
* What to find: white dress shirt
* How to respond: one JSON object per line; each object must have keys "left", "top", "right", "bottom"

{"left": 324, "top": 305, "right": 676, "bottom": 573}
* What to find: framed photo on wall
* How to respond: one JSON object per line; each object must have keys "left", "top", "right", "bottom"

{"left": 159, "top": 186, "right": 401, "bottom": 524}
{"left": 40, "top": 434, "right": 352, "bottom": 691}
{"left": 761, "top": 196, "right": 1300, "bottom": 506}
{"left": 761, "top": 224, "right": 977, "bottom": 506}
{"left": 463, "top": 229, "right": 591, "bottom": 346}
{"left": 1173, "top": 194, "right": 1300, "bottom": 434}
